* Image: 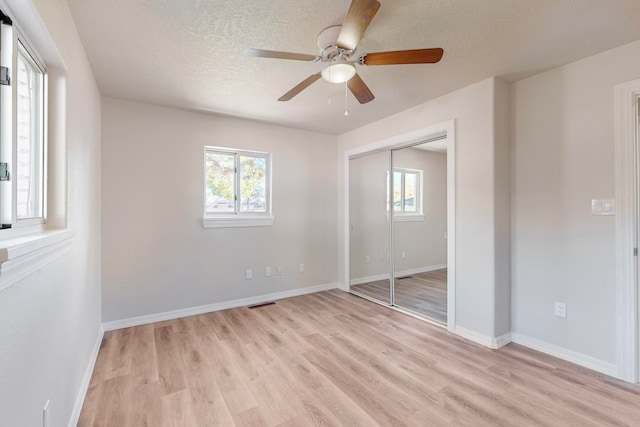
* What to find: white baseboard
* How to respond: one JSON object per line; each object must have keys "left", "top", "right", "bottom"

{"left": 454, "top": 326, "right": 512, "bottom": 350}
{"left": 68, "top": 324, "right": 104, "bottom": 427}
{"left": 511, "top": 333, "right": 618, "bottom": 377}
{"left": 494, "top": 332, "right": 513, "bottom": 349}
{"left": 350, "top": 272, "right": 388, "bottom": 286}
{"left": 103, "top": 283, "right": 339, "bottom": 331}
{"left": 350, "top": 264, "right": 447, "bottom": 286}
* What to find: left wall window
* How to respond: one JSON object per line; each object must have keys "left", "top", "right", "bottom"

{"left": 16, "top": 42, "right": 45, "bottom": 220}
{"left": 0, "top": 10, "right": 47, "bottom": 230}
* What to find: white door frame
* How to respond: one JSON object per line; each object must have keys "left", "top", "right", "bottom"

{"left": 343, "top": 119, "right": 456, "bottom": 331}
{"left": 614, "top": 79, "right": 640, "bottom": 383}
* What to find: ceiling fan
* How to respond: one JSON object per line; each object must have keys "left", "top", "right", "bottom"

{"left": 242, "top": 0, "right": 444, "bottom": 105}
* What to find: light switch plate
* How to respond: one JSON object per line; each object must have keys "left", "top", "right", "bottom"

{"left": 591, "top": 199, "right": 615, "bottom": 216}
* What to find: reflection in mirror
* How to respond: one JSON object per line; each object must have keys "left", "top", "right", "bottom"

{"left": 349, "top": 151, "right": 391, "bottom": 304}
{"left": 392, "top": 140, "right": 448, "bottom": 323}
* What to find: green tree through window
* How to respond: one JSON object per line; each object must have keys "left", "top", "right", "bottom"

{"left": 205, "top": 148, "right": 269, "bottom": 215}
{"left": 240, "top": 156, "right": 266, "bottom": 212}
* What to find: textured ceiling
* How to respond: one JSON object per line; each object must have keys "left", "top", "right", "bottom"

{"left": 66, "top": 0, "right": 640, "bottom": 135}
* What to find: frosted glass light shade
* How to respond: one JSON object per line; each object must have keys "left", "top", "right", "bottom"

{"left": 321, "top": 61, "right": 356, "bottom": 83}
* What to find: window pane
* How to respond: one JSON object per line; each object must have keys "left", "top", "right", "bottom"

{"left": 393, "top": 171, "right": 402, "bottom": 212}
{"left": 205, "top": 152, "right": 235, "bottom": 213}
{"left": 16, "top": 47, "right": 44, "bottom": 219}
{"left": 239, "top": 155, "right": 266, "bottom": 213}
{"left": 404, "top": 172, "right": 417, "bottom": 212}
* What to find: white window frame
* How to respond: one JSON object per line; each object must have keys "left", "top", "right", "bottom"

{"left": 15, "top": 39, "right": 46, "bottom": 225}
{"left": 0, "top": 21, "right": 47, "bottom": 233}
{"left": 0, "top": 3, "right": 73, "bottom": 294}
{"left": 386, "top": 167, "right": 425, "bottom": 222}
{"left": 202, "top": 146, "right": 274, "bottom": 229}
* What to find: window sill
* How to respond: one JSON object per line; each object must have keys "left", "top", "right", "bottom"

{"left": 0, "top": 229, "right": 74, "bottom": 292}
{"left": 202, "top": 216, "right": 275, "bottom": 229}
{"left": 385, "top": 214, "right": 426, "bottom": 222}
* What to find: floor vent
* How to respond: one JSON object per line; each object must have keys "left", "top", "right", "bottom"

{"left": 248, "top": 301, "right": 276, "bottom": 309}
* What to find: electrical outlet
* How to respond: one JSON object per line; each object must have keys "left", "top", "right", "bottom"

{"left": 554, "top": 302, "right": 567, "bottom": 318}
{"left": 43, "top": 400, "right": 50, "bottom": 427}
{"left": 265, "top": 266, "right": 272, "bottom": 277}
{"left": 277, "top": 265, "right": 283, "bottom": 275}
{"left": 365, "top": 255, "right": 370, "bottom": 264}
{"left": 245, "top": 269, "right": 253, "bottom": 280}
{"left": 299, "top": 263, "right": 304, "bottom": 273}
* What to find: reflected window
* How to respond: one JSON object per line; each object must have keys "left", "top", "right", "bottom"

{"left": 387, "top": 168, "right": 422, "bottom": 215}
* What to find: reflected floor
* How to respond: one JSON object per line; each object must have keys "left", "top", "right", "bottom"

{"left": 351, "top": 268, "right": 447, "bottom": 324}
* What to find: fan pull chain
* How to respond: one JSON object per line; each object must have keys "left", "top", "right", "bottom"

{"left": 344, "top": 81, "right": 349, "bottom": 116}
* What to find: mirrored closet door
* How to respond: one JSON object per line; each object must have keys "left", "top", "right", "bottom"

{"left": 349, "top": 137, "right": 449, "bottom": 325}
{"left": 391, "top": 141, "right": 448, "bottom": 323}
{"left": 349, "top": 150, "right": 391, "bottom": 304}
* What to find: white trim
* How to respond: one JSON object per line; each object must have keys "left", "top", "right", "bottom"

{"left": 103, "top": 282, "right": 339, "bottom": 331}
{"left": 350, "top": 264, "right": 447, "bottom": 286}
{"left": 454, "top": 326, "right": 511, "bottom": 349}
{"left": 511, "top": 333, "right": 618, "bottom": 378}
{"left": 385, "top": 213, "right": 425, "bottom": 222}
{"left": 397, "top": 264, "right": 447, "bottom": 278}
{"left": 446, "top": 122, "right": 456, "bottom": 332}
{"left": 0, "top": 229, "right": 73, "bottom": 291}
{"left": 202, "top": 216, "right": 275, "bottom": 228}
{"left": 343, "top": 120, "right": 456, "bottom": 330}
{"left": 68, "top": 325, "right": 104, "bottom": 427}
{"left": 0, "top": 228, "right": 72, "bottom": 261}
{"left": 614, "top": 78, "right": 640, "bottom": 383}
{"left": 494, "top": 332, "right": 513, "bottom": 349}
{"left": 350, "top": 272, "right": 388, "bottom": 286}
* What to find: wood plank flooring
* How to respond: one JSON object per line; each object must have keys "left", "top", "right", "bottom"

{"left": 352, "top": 268, "right": 447, "bottom": 323}
{"left": 79, "top": 290, "right": 640, "bottom": 426}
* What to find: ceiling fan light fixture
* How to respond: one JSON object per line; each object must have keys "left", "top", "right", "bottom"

{"left": 321, "top": 60, "right": 356, "bottom": 83}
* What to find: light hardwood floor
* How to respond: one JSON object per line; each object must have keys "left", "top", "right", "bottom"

{"left": 80, "top": 290, "right": 640, "bottom": 426}
{"left": 352, "top": 268, "right": 447, "bottom": 323}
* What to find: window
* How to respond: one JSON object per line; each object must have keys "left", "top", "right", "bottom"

{"left": 0, "top": 16, "right": 47, "bottom": 230}
{"left": 0, "top": 8, "right": 73, "bottom": 291}
{"left": 387, "top": 168, "right": 424, "bottom": 221}
{"left": 203, "top": 146, "right": 273, "bottom": 228}
{"left": 16, "top": 43, "right": 45, "bottom": 220}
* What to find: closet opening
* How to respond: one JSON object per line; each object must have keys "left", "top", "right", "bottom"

{"left": 346, "top": 123, "right": 455, "bottom": 328}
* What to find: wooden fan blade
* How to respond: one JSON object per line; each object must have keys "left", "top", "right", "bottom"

{"left": 348, "top": 73, "right": 375, "bottom": 104}
{"left": 363, "top": 48, "right": 444, "bottom": 65}
{"left": 337, "top": 0, "right": 381, "bottom": 51}
{"left": 278, "top": 73, "right": 322, "bottom": 101}
{"left": 243, "top": 48, "right": 318, "bottom": 62}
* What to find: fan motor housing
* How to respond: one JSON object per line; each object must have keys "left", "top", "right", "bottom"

{"left": 317, "top": 25, "right": 343, "bottom": 61}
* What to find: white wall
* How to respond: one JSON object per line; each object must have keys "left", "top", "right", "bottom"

{"left": 101, "top": 98, "right": 337, "bottom": 322}
{"left": 394, "top": 147, "right": 448, "bottom": 274}
{"left": 0, "top": 0, "right": 102, "bottom": 426}
{"left": 349, "top": 151, "right": 390, "bottom": 281}
{"left": 349, "top": 147, "right": 447, "bottom": 281}
{"left": 511, "top": 40, "right": 640, "bottom": 365}
{"left": 338, "top": 77, "right": 510, "bottom": 339}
